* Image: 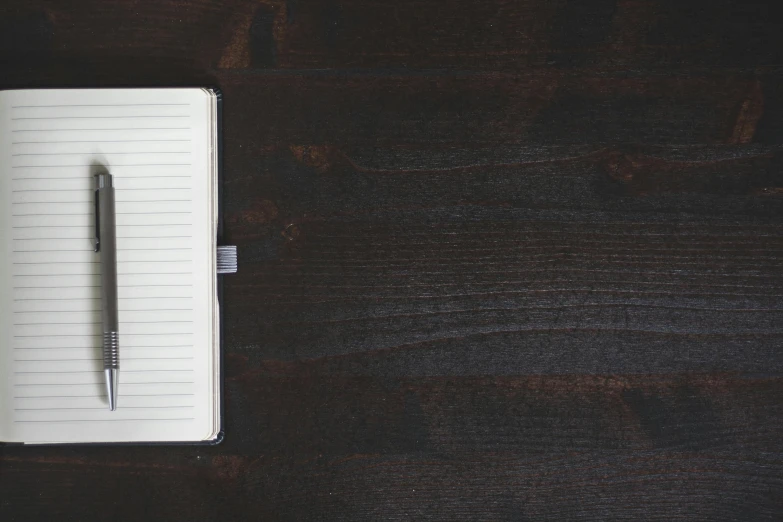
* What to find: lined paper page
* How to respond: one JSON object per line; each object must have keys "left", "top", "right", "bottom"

{"left": 0, "top": 89, "right": 215, "bottom": 443}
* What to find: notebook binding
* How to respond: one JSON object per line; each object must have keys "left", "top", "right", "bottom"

{"left": 217, "top": 245, "right": 238, "bottom": 274}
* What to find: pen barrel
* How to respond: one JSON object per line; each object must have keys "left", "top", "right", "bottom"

{"left": 98, "top": 183, "right": 120, "bottom": 370}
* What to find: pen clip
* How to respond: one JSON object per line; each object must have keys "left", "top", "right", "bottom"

{"left": 94, "top": 186, "right": 101, "bottom": 252}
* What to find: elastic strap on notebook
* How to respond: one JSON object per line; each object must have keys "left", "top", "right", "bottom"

{"left": 216, "top": 245, "right": 238, "bottom": 274}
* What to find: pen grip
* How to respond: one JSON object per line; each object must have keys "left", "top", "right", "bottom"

{"left": 103, "top": 332, "right": 120, "bottom": 370}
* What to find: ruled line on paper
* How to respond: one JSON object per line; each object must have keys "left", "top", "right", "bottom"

{"left": 13, "top": 285, "right": 191, "bottom": 289}
{"left": 14, "top": 297, "right": 193, "bottom": 301}
{"left": 14, "top": 382, "right": 196, "bottom": 387}
{"left": 13, "top": 176, "right": 192, "bottom": 180}
{"left": 12, "top": 272, "right": 193, "bottom": 275}
{"left": 12, "top": 103, "right": 192, "bottom": 108}
{"left": 12, "top": 164, "right": 192, "bottom": 168}
{"left": 11, "top": 187, "right": 192, "bottom": 193}
{"left": 13, "top": 190, "right": 191, "bottom": 194}
{"left": 12, "top": 236, "right": 193, "bottom": 240}
{"left": 14, "top": 368, "right": 193, "bottom": 372}
{"left": 14, "top": 309, "right": 192, "bottom": 312}
{"left": 15, "top": 358, "right": 195, "bottom": 362}
{"left": 14, "top": 210, "right": 191, "bottom": 215}
{"left": 12, "top": 152, "right": 191, "bottom": 156}
{"left": 12, "top": 189, "right": 87, "bottom": 192}
{"left": 12, "top": 139, "right": 191, "bottom": 144}
{"left": 14, "top": 346, "right": 194, "bottom": 350}
{"left": 13, "top": 212, "right": 92, "bottom": 216}
{"left": 12, "top": 200, "right": 192, "bottom": 204}
{"left": 15, "top": 176, "right": 191, "bottom": 182}
{"left": 14, "top": 333, "right": 193, "bottom": 337}
{"left": 12, "top": 116, "right": 190, "bottom": 120}
{"left": 14, "top": 248, "right": 193, "bottom": 252}
{"left": 14, "top": 368, "right": 193, "bottom": 370}
{"left": 14, "top": 394, "right": 196, "bottom": 399}
{"left": 14, "top": 382, "right": 195, "bottom": 388}
{"left": 11, "top": 223, "right": 193, "bottom": 228}
{"left": 14, "top": 261, "right": 191, "bottom": 265}
{"left": 13, "top": 321, "right": 194, "bottom": 326}
{"left": 12, "top": 128, "right": 191, "bottom": 132}
{"left": 15, "top": 406, "right": 196, "bottom": 411}
{"left": 14, "top": 419, "right": 195, "bottom": 423}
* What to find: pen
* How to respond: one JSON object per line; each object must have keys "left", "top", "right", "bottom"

{"left": 95, "top": 172, "right": 120, "bottom": 411}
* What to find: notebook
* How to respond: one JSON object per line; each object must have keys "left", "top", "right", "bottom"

{"left": 0, "top": 88, "right": 223, "bottom": 444}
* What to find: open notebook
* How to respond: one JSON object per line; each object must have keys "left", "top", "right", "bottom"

{"left": 0, "top": 88, "right": 222, "bottom": 444}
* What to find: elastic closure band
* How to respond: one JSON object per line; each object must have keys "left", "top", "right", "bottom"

{"left": 217, "top": 245, "right": 237, "bottom": 274}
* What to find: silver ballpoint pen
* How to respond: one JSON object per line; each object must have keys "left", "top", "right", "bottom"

{"left": 95, "top": 172, "right": 120, "bottom": 410}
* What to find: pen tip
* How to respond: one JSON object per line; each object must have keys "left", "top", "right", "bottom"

{"left": 105, "top": 368, "right": 118, "bottom": 411}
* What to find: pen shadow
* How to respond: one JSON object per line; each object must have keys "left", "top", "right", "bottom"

{"left": 89, "top": 160, "right": 109, "bottom": 178}
{"left": 90, "top": 260, "right": 107, "bottom": 406}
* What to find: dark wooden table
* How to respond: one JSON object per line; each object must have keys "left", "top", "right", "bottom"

{"left": 2, "top": 1, "right": 782, "bottom": 520}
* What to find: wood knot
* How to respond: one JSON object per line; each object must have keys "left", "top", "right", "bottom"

{"left": 237, "top": 199, "right": 279, "bottom": 225}
{"left": 289, "top": 145, "right": 337, "bottom": 173}
{"left": 605, "top": 152, "right": 635, "bottom": 182}
{"left": 282, "top": 222, "right": 302, "bottom": 241}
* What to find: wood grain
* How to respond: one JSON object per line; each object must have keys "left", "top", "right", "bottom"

{"left": 2, "top": 0, "right": 783, "bottom": 520}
